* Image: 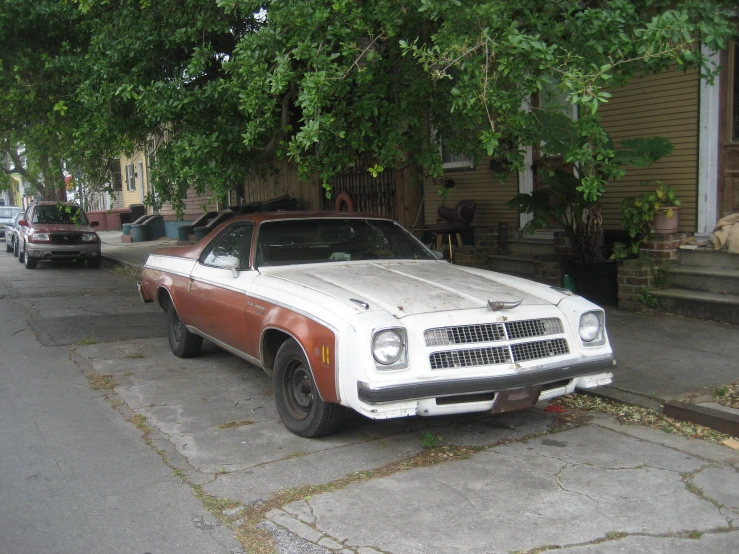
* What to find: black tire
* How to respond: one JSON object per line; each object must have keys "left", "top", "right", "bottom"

{"left": 18, "top": 241, "right": 25, "bottom": 263}
{"left": 24, "top": 248, "right": 37, "bottom": 269}
{"left": 167, "top": 304, "right": 202, "bottom": 358}
{"left": 5, "top": 240, "right": 11, "bottom": 253}
{"left": 13, "top": 238, "right": 19, "bottom": 257}
{"left": 272, "top": 339, "right": 343, "bottom": 438}
{"left": 87, "top": 257, "right": 101, "bottom": 268}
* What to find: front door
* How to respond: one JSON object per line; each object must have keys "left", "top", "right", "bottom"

{"left": 720, "top": 40, "right": 739, "bottom": 216}
{"left": 185, "top": 223, "right": 257, "bottom": 354}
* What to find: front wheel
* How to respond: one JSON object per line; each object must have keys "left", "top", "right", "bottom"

{"left": 18, "top": 242, "right": 25, "bottom": 263}
{"left": 272, "top": 339, "right": 343, "bottom": 438}
{"left": 24, "top": 246, "right": 37, "bottom": 269}
{"left": 87, "top": 257, "right": 101, "bottom": 268}
{"left": 5, "top": 240, "right": 11, "bottom": 253}
{"left": 167, "top": 304, "right": 202, "bottom": 358}
{"left": 13, "top": 238, "right": 19, "bottom": 257}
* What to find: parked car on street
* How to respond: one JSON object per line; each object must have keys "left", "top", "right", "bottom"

{"left": 5, "top": 211, "right": 25, "bottom": 256}
{"left": 0, "top": 206, "right": 24, "bottom": 239}
{"left": 17, "top": 201, "right": 102, "bottom": 269}
{"left": 138, "top": 212, "right": 615, "bottom": 438}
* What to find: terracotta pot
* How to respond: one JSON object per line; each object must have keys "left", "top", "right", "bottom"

{"left": 652, "top": 207, "right": 679, "bottom": 235}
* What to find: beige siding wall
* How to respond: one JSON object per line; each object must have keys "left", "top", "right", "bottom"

{"left": 119, "top": 152, "right": 149, "bottom": 209}
{"left": 599, "top": 68, "right": 699, "bottom": 232}
{"left": 423, "top": 157, "right": 519, "bottom": 229}
{"left": 158, "top": 187, "right": 218, "bottom": 218}
{"left": 243, "top": 159, "right": 322, "bottom": 211}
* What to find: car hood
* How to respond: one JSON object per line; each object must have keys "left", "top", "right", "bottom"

{"left": 29, "top": 224, "right": 96, "bottom": 233}
{"left": 262, "top": 260, "right": 560, "bottom": 318}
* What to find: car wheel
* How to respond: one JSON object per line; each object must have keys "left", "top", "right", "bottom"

{"left": 167, "top": 304, "right": 202, "bottom": 358}
{"left": 5, "top": 240, "right": 11, "bottom": 253}
{"left": 13, "top": 238, "right": 19, "bottom": 257}
{"left": 18, "top": 242, "right": 25, "bottom": 263}
{"left": 87, "top": 257, "right": 101, "bottom": 268}
{"left": 272, "top": 339, "right": 343, "bottom": 438}
{"left": 24, "top": 248, "right": 38, "bottom": 269}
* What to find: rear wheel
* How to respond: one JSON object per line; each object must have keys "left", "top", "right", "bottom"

{"left": 167, "top": 304, "right": 202, "bottom": 358}
{"left": 18, "top": 241, "right": 24, "bottom": 263}
{"left": 272, "top": 339, "right": 343, "bottom": 438}
{"left": 13, "top": 238, "right": 19, "bottom": 257}
{"left": 5, "top": 240, "right": 11, "bottom": 253}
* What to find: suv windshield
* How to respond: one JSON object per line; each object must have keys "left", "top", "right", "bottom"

{"left": 32, "top": 205, "right": 89, "bottom": 225}
{"left": 0, "top": 207, "right": 23, "bottom": 219}
{"left": 256, "top": 218, "right": 434, "bottom": 267}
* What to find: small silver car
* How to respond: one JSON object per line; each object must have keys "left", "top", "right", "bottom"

{"left": 0, "top": 206, "right": 24, "bottom": 239}
{"left": 5, "top": 212, "right": 25, "bottom": 256}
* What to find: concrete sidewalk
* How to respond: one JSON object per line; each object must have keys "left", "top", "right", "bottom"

{"left": 100, "top": 232, "right": 739, "bottom": 432}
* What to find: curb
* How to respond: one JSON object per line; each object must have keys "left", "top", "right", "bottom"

{"left": 584, "top": 386, "right": 738, "bottom": 437}
{"left": 101, "top": 253, "right": 144, "bottom": 274}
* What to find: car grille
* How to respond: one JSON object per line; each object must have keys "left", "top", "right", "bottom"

{"left": 430, "top": 346, "right": 512, "bottom": 369}
{"left": 49, "top": 233, "right": 83, "bottom": 244}
{"left": 51, "top": 251, "right": 81, "bottom": 256}
{"left": 429, "top": 339, "right": 570, "bottom": 369}
{"left": 424, "top": 318, "right": 564, "bottom": 346}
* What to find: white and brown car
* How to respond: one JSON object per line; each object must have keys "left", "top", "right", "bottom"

{"left": 139, "top": 212, "right": 616, "bottom": 437}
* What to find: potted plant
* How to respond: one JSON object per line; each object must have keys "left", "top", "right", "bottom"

{"left": 508, "top": 112, "right": 674, "bottom": 305}
{"left": 615, "top": 181, "right": 682, "bottom": 258}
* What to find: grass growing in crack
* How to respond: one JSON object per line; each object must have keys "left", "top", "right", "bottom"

{"left": 77, "top": 338, "right": 97, "bottom": 346}
{"left": 605, "top": 531, "right": 627, "bottom": 540}
{"left": 130, "top": 414, "right": 151, "bottom": 434}
{"left": 217, "top": 420, "right": 254, "bottom": 430}
{"left": 124, "top": 353, "right": 145, "bottom": 359}
{"left": 553, "top": 394, "right": 736, "bottom": 444}
{"left": 87, "top": 373, "right": 117, "bottom": 390}
{"left": 687, "top": 530, "right": 703, "bottom": 539}
{"left": 421, "top": 431, "right": 442, "bottom": 449}
{"left": 712, "top": 382, "right": 739, "bottom": 409}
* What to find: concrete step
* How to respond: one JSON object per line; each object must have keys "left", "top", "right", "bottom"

{"left": 651, "top": 288, "right": 739, "bottom": 324}
{"left": 488, "top": 254, "right": 535, "bottom": 276}
{"left": 505, "top": 238, "right": 555, "bottom": 257}
{"left": 679, "top": 248, "right": 739, "bottom": 269}
{"left": 667, "top": 265, "right": 739, "bottom": 295}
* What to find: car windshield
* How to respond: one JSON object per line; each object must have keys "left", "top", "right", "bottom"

{"left": 0, "top": 207, "right": 23, "bottom": 219}
{"left": 255, "top": 218, "right": 435, "bottom": 268}
{"left": 32, "top": 205, "right": 89, "bottom": 225}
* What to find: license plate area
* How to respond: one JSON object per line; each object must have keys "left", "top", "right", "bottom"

{"left": 490, "top": 386, "right": 542, "bottom": 414}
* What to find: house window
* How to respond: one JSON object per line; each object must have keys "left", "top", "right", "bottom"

{"left": 733, "top": 41, "right": 739, "bottom": 142}
{"left": 441, "top": 141, "right": 475, "bottom": 170}
{"left": 109, "top": 160, "right": 123, "bottom": 191}
{"left": 126, "top": 163, "right": 136, "bottom": 191}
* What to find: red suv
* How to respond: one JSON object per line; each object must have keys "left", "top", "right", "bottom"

{"left": 17, "top": 201, "right": 102, "bottom": 269}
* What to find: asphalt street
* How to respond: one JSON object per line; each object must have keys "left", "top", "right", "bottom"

{"left": 1, "top": 249, "right": 738, "bottom": 554}
{"left": 0, "top": 254, "right": 239, "bottom": 554}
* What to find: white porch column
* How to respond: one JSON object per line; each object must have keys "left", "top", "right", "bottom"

{"left": 518, "top": 146, "right": 534, "bottom": 229}
{"left": 697, "top": 44, "right": 721, "bottom": 235}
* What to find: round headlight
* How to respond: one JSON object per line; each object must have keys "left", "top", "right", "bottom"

{"left": 579, "top": 312, "right": 601, "bottom": 342}
{"left": 373, "top": 329, "right": 403, "bottom": 365}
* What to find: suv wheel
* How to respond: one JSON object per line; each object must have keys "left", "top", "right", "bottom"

{"left": 18, "top": 241, "right": 25, "bottom": 263}
{"left": 13, "top": 238, "right": 19, "bottom": 257}
{"left": 24, "top": 247, "right": 38, "bottom": 269}
{"left": 87, "top": 257, "right": 101, "bottom": 268}
{"left": 6, "top": 240, "right": 11, "bottom": 253}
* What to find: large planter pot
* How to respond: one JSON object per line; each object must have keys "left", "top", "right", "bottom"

{"left": 652, "top": 207, "right": 679, "bottom": 234}
{"left": 575, "top": 259, "right": 618, "bottom": 307}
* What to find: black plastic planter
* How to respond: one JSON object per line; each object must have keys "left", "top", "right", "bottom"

{"left": 575, "top": 259, "right": 618, "bottom": 306}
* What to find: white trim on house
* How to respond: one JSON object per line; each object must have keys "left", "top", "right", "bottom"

{"left": 697, "top": 44, "right": 721, "bottom": 236}
{"left": 518, "top": 145, "right": 534, "bottom": 229}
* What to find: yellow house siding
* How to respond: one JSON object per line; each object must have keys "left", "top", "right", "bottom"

{"left": 423, "top": 157, "right": 519, "bottom": 229}
{"left": 599, "top": 68, "right": 699, "bottom": 233}
{"left": 119, "top": 153, "right": 148, "bottom": 209}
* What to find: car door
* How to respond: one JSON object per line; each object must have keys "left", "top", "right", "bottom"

{"left": 185, "top": 223, "right": 257, "bottom": 354}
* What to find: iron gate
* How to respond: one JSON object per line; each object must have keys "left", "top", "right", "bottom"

{"left": 321, "top": 158, "right": 396, "bottom": 219}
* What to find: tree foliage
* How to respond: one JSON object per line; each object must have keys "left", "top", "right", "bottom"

{"left": 0, "top": 0, "right": 735, "bottom": 209}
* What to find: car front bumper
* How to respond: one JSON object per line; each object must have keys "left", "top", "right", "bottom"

{"left": 25, "top": 242, "right": 101, "bottom": 260}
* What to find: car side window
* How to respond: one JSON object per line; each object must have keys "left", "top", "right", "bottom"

{"left": 200, "top": 224, "right": 254, "bottom": 270}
